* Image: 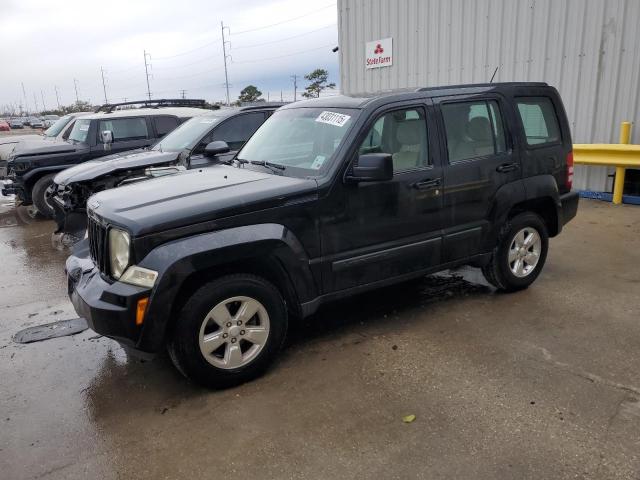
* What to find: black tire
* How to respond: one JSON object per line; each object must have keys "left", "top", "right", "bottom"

{"left": 168, "top": 274, "right": 288, "bottom": 389}
{"left": 482, "top": 212, "right": 549, "bottom": 292}
{"left": 31, "top": 173, "right": 56, "bottom": 218}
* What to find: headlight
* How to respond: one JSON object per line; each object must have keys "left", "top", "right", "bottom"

{"left": 109, "top": 228, "right": 130, "bottom": 279}
{"left": 120, "top": 266, "right": 158, "bottom": 288}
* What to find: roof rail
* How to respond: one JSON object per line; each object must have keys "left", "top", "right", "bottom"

{"left": 414, "top": 81, "right": 549, "bottom": 92}
{"left": 95, "top": 98, "right": 208, "bottom": 113}
{"left": 239, "top": 102, "right": 287, "bottom": 111}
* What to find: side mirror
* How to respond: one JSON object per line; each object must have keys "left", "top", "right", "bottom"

{"left": 346, "top": 153, "right": 393, "bottom": 182}
{"left": 204, "top": 141, "right": 230, "bottom": 157}
{"left": 100, "top": 130, "right": 113, "bottom": 145}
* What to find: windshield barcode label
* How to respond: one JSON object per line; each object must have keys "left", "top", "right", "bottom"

{"left": 315, "top": 111, "right": 351, "bottom": 127}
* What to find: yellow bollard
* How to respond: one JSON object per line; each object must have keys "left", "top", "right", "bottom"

{"left": 613, "top": 121, "right": 632, "bottom": 204}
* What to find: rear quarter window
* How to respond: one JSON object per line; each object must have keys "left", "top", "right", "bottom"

{"left": 516, "top": 97, "right": 561, "bottom": 146}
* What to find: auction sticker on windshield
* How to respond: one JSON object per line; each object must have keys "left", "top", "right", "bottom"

{"left": 315, "top": 111, "right": 351, "bottom": 127}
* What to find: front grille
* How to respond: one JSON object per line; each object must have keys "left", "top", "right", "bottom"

{"left": 87, "top": 214, "right": 109, "bottom": 274}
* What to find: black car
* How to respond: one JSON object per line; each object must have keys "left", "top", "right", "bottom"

{"left": 51, "top": 104, "right": 281, "bottom": 240}
{"left": 66, "top": 82, "right": 579, "bottom": 388}
{"left": 2, "top": 99, "right": 211, "bottom": 217}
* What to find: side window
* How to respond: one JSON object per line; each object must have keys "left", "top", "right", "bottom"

{"left": 153, "top": 116, "right": 179, "bottom": 138}
{"left": 441, "top": 100, "right": 506, "bottom": 163}
{"left": 358, "top": 107, "right": 429, "bottom": 172}
{"left": 516, "top": 97, "right": 561, "bottom": 145}
{"left": 98, "top": 117, "right": 148, "bottom": 142}
{"left": 211, "top": 112, "right": 266, "bottom": 150}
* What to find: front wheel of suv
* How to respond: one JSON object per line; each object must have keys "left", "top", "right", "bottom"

{"left": 168, "top": 274, "right": 288, "bottom": 389}
{"left": 482, "top": 212, "right": 549, "bottom": 292}
{"left": 31, "top": 173, "right": 57, "bottom": 218}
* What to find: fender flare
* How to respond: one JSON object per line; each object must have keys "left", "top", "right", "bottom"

{"left": 22, "top": 165, "right": 76, "bottom": 185}
{"left": 135, "top": 223, "right": 318, "bottom": 352}
{"left": 487, "top": 175, "right": 562, "bottom": 246}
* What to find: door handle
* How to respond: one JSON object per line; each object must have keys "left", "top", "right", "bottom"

{"left": 496, "top": 162, "right": 519, "bottom": 173}
{"left": 413, "top": 178, "right": 441, "bottom": 190}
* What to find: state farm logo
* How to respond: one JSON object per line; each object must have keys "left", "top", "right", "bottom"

{"left": 365, "top": 37, "right": 393, "bottom": 69}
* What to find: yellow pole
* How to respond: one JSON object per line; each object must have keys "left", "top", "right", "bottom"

{"left": 613, "top": 121, "right": 631, "bottom": 204}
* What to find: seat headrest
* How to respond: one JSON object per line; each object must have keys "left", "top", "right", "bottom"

{"left": 466, "top": 117, "right": 492, "bottom": 142}
{"left": 396, "top": 120, "right": 421, "bottom": 145}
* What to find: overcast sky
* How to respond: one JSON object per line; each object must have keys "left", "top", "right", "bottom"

{"left": 0, "top": 0, "right": 339, "bottom": 112}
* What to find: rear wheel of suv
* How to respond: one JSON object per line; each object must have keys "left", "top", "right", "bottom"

{"left": 168, "top": 274, "right": 288, "bottom": 389}
{"left": 482, "top": 212, "right": 549, "bottom": 292}
{"left": 31, "top": 173, "right": 56, "bottom": 218}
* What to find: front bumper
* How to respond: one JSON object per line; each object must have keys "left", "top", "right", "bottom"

{"left": 559, "top": 191, "right": 579, "bottom": 226}
{"left": 66, "top": 245, "right": 151, "bottom": 350}
{"left": 52, "top": 192, "right": 88, "bottom": 237}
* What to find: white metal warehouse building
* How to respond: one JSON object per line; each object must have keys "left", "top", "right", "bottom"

{"left": 336, "top": 0, "right": 640, "bottom": 192}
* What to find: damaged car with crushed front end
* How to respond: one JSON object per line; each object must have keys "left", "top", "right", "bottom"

{"left": 51, "top": 105, "right": 279, "bottom": 241}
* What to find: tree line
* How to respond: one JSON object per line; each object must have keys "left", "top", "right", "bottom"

{"left": 238, "top": 68, "right": 335, "bottom": 104}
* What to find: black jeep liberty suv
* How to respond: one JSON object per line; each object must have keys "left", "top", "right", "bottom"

{"left": 66, "top": 83, "right": 579, "bottom": 388}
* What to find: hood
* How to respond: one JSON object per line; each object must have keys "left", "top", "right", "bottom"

{"left": 0, "top": 134, "right": 44, "bottom": 146}
{"left": 0, "top": 134, "right": 45, "bottom": 161}
{"left": 12, "top": 139, "right": 78, "bottom": 158}
{"left": 90, "top": 165, "right": 317, "bottom": 236}
{"left": 54, "top": 149, "right": 175, "bottom": 185}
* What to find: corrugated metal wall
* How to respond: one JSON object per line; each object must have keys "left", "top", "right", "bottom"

{"left": 337, "top": 0, "right": 640, "bottom": 191}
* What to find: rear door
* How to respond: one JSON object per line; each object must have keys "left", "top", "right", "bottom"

{"left": 512, "top": 93, "right": 567, "bottom": 190}
{"left": 435, "top": 95, "right": 521, "bottom": 261}
{"left": 152, "top": 115, "right": 180, "bottom": 139}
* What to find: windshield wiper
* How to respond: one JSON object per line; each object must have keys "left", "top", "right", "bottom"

{"left": 249, "top": 160, "right": 286, "bottom": 172}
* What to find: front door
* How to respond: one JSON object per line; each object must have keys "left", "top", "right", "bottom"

{"left": 95, "top": 117, "right": 154, "bottom": 156}
{"left": 320, "top": 103, "right": 444, "bottom": 293}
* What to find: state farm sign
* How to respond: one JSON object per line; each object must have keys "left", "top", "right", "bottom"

{"left": 365, "top": 37, "right": 393, "bottom": 69}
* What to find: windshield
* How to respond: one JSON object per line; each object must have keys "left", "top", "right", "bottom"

{"left": 152, "top": 114, "right": 223, "bottom": 152}
{"left": 68, "top": 118, "right": 92, "bottom": 143}
{"left": 43, "top": 115, "right": 72, "bottom": 137}
{"left": 237, "top": 107, "right": 357, "bottom": 175}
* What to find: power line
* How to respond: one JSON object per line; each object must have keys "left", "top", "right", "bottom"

{"left": 151, "top": 56, "right": 221, "bottom": 71}
{"left": 232, "top": 24, "right": 335, "bottom": 49}
{"left": 232, "top": 44, "right": 336, "bottom": 64}
{"left": 232, "top": 3, "right": 336, "bottom": 35}
{"left": 153, "top": 38, "right": 222, "bottom": 60}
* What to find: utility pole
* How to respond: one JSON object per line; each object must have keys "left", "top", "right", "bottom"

{"left": 280, "top": 90, "right": 283, "bottom": 102}
{"left": 54, "top": 86, "right": 60, "bottom": 109}
{"left": 179, "top": 89, "right": 187, "bottom": 99}
{"left": 40, "top": 90, "right": 46, "bottom": 112}
{"left": 100, "top": 67, "right": 108, "bottom": 104}
{"left": 33, "top": 93, "right": 38, "bottom": 113}
{"left": 290, "top": 75, "right": 298, "bottom": 102}
{"left": 73, "top": 79, "right": 80, "bottom": 103}
{"left": 21, "top": 82, "right": 28, "bottom": 114}
{"left": 143, "top": 50, "right": 152, "bottom": 100}
{"left": 267, "top": 92, "right": 270, "bottom": 102}
{"left": 221, "top": 21, "right": 231, "bottom": 106}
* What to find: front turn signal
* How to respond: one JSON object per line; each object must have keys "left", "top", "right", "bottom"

{"left": 136, "top": 297, "right": 149, "bottom": 326}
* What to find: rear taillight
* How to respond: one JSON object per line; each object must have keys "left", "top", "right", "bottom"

{"left": 566, "top": 151, "right": 574, "bottom": 190}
